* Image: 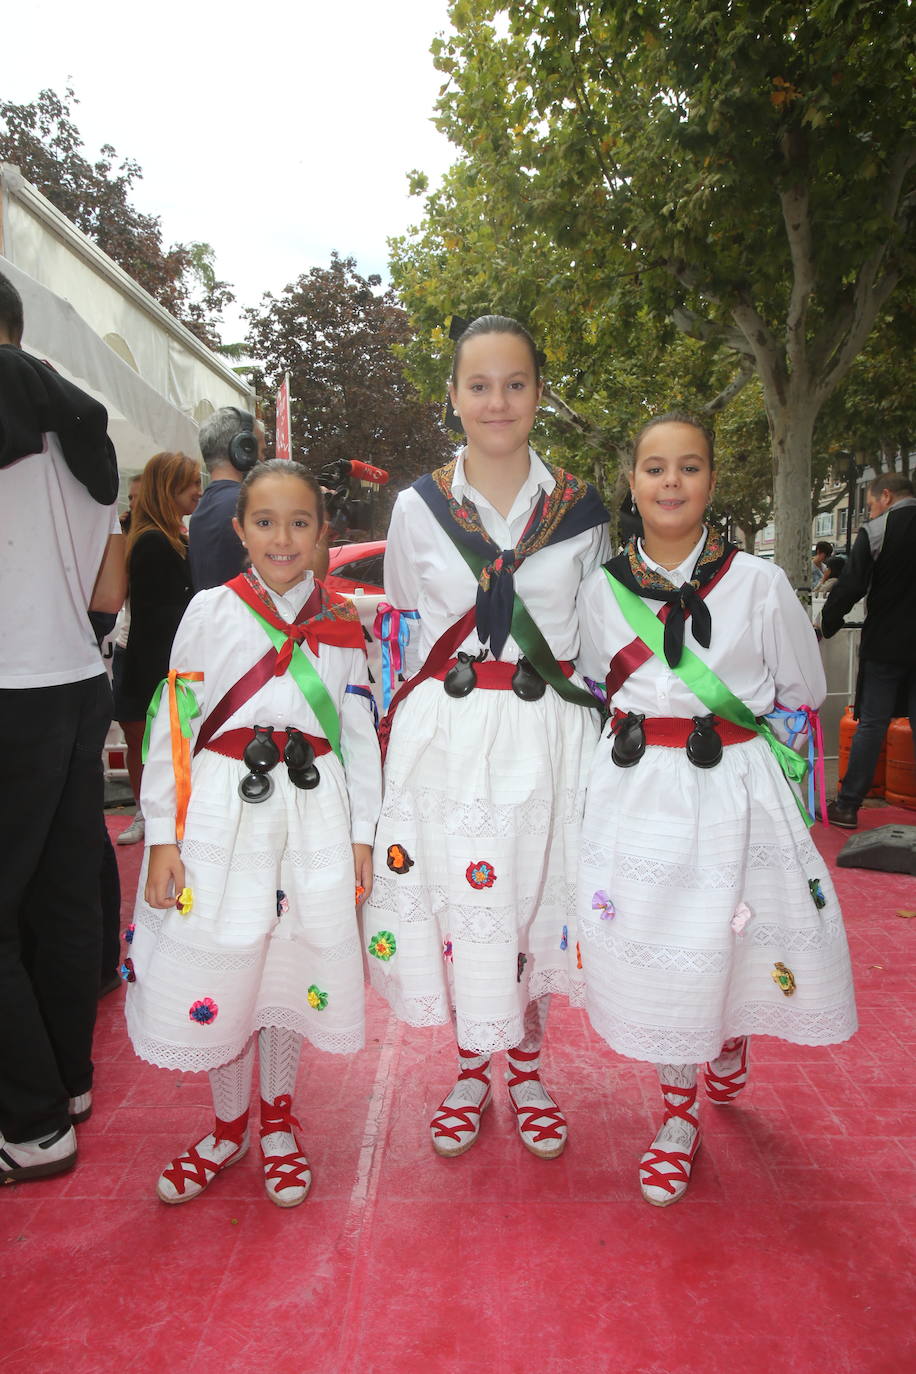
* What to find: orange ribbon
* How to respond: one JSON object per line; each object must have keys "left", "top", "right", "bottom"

{"left": 165, "top": 670, "right": 204, "bottom": 841}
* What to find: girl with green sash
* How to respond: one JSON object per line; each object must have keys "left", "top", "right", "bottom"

{"left": 126, "top": 462, "right": 381, "bottom": 1208}
{"left": 576, "top": 414, "right": 856, "bottom": 1206}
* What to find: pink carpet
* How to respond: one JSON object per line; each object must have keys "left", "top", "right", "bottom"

{"left": 2, "top": 806, "right": 915, "bottom": 1373}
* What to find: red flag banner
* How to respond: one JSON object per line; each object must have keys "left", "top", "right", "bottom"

{"left": 275, "top": 373, "right": 291, "bottom": 461}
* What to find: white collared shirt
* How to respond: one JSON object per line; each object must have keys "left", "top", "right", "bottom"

{"left": 383, "top": 448, "right": 611, "bottom": 670}
{"left": 636, "top": 529, "right": 708, "bottom": 590}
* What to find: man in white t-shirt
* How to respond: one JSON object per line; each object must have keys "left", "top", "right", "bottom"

{"left": 0, "top": 271, "right": 126, "bottom": 1182}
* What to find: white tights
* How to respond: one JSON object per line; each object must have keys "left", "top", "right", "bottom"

{"left": 207, "top": 1027, "right": 303, "bottom": 1126}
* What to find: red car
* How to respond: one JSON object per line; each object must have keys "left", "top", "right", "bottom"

{"left": 325, "top": 540, "right": 386, "bottom": 595}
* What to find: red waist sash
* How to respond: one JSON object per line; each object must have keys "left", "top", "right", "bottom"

{"left": 610, "top": 710, "right": 757, "bottom": 747}
{"left": 205, "top": 728, "right": 331, "bottom": 761}
{"left": 432, "top": 659, "right": 575, "bottom": 689}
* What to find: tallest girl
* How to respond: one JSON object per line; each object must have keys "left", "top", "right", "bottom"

{"left": 364, "top": 316, "right": 610, "bottom": 1159}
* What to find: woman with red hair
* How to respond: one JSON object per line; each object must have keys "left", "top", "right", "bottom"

{"left": 116, "top": 452, "right": 201, "bottom": 842}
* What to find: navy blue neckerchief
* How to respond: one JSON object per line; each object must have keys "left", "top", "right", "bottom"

{"left": 604, "top": 529, "right": 739, "bottom": 670}
{"left": 414, "top": 469, "right": 609, "bottom": 658}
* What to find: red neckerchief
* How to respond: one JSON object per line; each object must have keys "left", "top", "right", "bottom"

{"left": 229, "top": 570, "right": 365, "bottom": 673}
{"left": 193, "top": 573, "right": 364, "bottom": 756}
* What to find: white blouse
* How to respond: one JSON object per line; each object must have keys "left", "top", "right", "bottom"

{"left": 140, "top": 571, "right": 382, "bottom": 847}
{"left": 576, "top": 545, "right": 826, "bottom": 719}
{"left": 384, "top": 449, "right": 612, "bottom": 674}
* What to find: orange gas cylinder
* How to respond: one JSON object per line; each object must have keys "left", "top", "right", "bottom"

{"left": 837, "top": 705, "right": 886, "bottom": 798}
{"left": 885, "top": 718, "right": 916, "bottom": 810}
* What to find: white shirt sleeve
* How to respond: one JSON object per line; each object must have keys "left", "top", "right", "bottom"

{"left": 339, "top": 646, "right": 383, "bottom": 846}
{"left": 575, "top": 570, "right": 611, "bottom": 687}
{"left": 763, "top": 566, "right": 827, "bottom": 711}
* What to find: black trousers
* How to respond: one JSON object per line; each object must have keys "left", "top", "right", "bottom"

{"left": 0, "top": 674, "right": 112, "bottom": 1141}
{"left": 100, "top": 822, "right": 122, "bottom": 980}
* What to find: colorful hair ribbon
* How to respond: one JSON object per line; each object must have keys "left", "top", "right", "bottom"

{"left": 142, "top": 670, "right": 204, "bottom": 841}
{"left": 767, "top": 703, "right": 827, "bottom": 826}
{"left": 372, "top": 602, "right": 420, "bottom": 709}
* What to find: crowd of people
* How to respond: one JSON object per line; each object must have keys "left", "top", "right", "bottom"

{"left": 3, "top": 275, "right": 913, "bottom": 1210}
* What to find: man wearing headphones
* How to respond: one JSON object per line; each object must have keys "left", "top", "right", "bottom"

{"left": 189, "top": 407, "right": 267, "bottom": 590}
{"left": 190, "top": 408, "right": 331, "bottom": 589}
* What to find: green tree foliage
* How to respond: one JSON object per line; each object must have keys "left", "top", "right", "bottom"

{"left": 0, "top": 87, "right": 233, "bottom": 348}
{"left": 394, "top": 0, "right": 915, "bottom": 582}
{"left": 243, "top": 254, "right": 454, "bottom": 520}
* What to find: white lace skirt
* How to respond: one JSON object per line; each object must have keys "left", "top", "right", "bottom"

{"left": 364, "top": 677, "right": 599, "bottom": 1054}
{"left": 578, "top": 733, "right": 858, "bottom": 1064}
{"left": 126, "top": 751, "right": 364, "bottom": 1073}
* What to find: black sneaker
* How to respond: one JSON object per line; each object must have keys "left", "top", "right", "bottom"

{"left": 826, "top": 799, "right": 858, "bottom": 829}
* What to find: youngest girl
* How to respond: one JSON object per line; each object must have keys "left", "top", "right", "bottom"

{"left": 576, "top": 414, "right": 857, "bottom": 1206}
{"left": 126, "top": 460, "right": 381, "bottom": 1207}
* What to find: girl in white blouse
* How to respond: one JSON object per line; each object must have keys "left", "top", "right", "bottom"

{"left": 126, "top": 461, "right": 381, "bottom": 1207}
{"left": 364, "top": 316, "right": 610, "bottom": 1160}
{"left": 576, "top": 414, "right": 856, "bottom": 1206}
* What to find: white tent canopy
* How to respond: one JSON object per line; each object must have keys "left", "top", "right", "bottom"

{"left": 0, "top": 166, "right": 254, "bottom": 474}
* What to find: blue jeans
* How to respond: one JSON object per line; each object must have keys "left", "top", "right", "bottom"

{"left": 839, "top": 661, "right": 916, "bottom": 809}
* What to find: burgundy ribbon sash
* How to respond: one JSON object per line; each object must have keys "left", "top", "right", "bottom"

{"left": 194, "top": 585, "right": 322, "bottom": 756}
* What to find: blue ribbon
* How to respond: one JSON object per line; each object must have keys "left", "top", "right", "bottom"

{"left": 766, "top": 707, "right": 816, "bottom": 817}
{"left": 376, "top": 608, "right": 419, "bottom": 709}
{"left": 346, "top": 683, "right": 380, "bottom": 730}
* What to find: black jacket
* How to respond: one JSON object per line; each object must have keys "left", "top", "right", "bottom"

{"left": 187, "top": 479, "right": 245, "bottom": 590}
{"left": 122, "top": 530, "right": 194, "bottom": 707}
{"left": 822, "top": 497, "right": 916, "bottom": 665}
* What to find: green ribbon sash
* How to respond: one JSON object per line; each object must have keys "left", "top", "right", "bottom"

{"left": 240, "top": 602, "right": 344, "bottom": 764}
{"left": 604, "top": 570, "right": 812, "bottom": 826}
{"left": 443, "top": 538, "right": 599, "bottom": 710}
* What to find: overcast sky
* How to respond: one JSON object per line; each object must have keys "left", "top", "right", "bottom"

{"left": 4, "top": 0, "right": 458, "bottom": 339}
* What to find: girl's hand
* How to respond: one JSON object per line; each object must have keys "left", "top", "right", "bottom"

{"left": 352, "top": 843, "right": 373, "bottom": 905}
{"left": 146, "top": 844, "right": 186, "bottom": 908}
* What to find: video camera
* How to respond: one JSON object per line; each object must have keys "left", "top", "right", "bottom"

{"left": 317, "top": 458, "right": 390, "bottom": 534}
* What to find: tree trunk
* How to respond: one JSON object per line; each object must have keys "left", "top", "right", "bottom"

{"left": 769, "top": 401, "right": 817, "bottom": 593}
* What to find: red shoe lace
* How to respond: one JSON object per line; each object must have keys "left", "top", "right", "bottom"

{"left": 506, "top": 1049, "right": 566, "bottom": 1144}
{"left": 161, "top": 1110, "right": 248, "bottom": 1196}
{"left": 639, "top": 1084, "right": 700, "bottom": 1197}
{"left": 430, "top": 1057, "right": 491, "bottom": 1146}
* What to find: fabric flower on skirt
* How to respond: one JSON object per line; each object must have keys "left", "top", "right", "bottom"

{"left": 369, "top": 930, "right": 397, "bottom": 961}
{"left": 443, "top": 937, "right": 453, "bottom": 962}
{"left": 771, "top": 963, "right": 796, "bottom": 996}
{"left": 387, "top": 843, "right": 414, "bottom": 874}
{"left": 517, "top": 952, "right": 528, "bottom": 982}
{"left": 307, "top": 985, "right": 329, "bottom": 1010}
{"left": 591, "top": 891, "right": 615, "bottom": 919}
{"left": 189, "top": 997, "right": 219, "bottom": 1024}
{"left": 276, "top": 889, "right": 290, "bottom": 919}
{"left": 119, "top": 957, "right": 136, "bottom": 984}
{"left": 466, "top": 860, "right": 497, "bottom": 890}
{"left": 177, "top": 887, "right": 194, "bottom": 917}
{"left": 123, "top": 924, "right": 135, "bottom": 944}
{"left": 560, "top": 925, "right": 568, "bottom": 951}
{"left": 731, "top": 902, "right": 753, "bottom": 935}
{"left": 808, "top": 878, "right": 827, "bottom": 910}
{"left": 576, "top": 942, "right": 583, "bottom": 970}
